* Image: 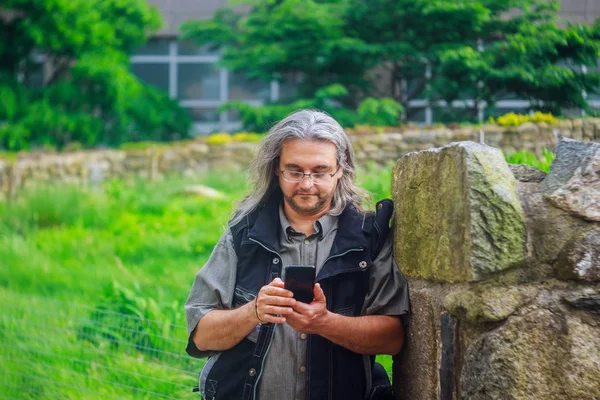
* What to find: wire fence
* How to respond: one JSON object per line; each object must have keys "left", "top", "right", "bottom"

{"left": 0, "top": 291, "right": 203, "bottom": 399}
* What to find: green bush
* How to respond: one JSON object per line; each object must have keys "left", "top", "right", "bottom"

{"left": 220, "top": 84, "right": 358, "bottom": 132}
{"left": 80, "top": 281, "right": 183, "bottom": 354}
{"left": 357, "top": 98, "right": 404, "bottom": 127}
{"left": 223, "top": 88, "right": 406, "bottom": 133}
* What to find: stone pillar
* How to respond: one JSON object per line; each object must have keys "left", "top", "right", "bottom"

{"left": 392, "top": 140, "right": 600, "bottom": 400}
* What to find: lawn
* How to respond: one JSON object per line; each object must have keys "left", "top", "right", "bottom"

{"left": 0, "top": 163, "right": 394, "bottom": 399}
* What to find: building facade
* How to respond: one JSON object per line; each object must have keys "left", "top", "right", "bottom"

{"left": 133, "top": 0, "right": 600, "bottom": 134}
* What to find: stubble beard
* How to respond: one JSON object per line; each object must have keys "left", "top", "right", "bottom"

{"left": 284, "top": 191, "right": 333, "bottom": 216}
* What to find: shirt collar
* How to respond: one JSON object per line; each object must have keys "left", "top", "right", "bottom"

{"left": 279, "top": 202, "right": 338, "bottom": 242}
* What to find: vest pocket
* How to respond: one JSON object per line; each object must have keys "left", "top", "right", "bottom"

{"left": 233, "top": 285, "right": 257, "bottom": 307}
{"left": 234, "top": 285, "right": 261, "bottom": 343}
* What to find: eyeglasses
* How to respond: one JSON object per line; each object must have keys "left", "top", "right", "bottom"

{"left": 279, "top": 165, "right": 341, "bottom": 185}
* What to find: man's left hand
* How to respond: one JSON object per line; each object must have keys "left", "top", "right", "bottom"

{"left": 285, "top": 283, "right": 330, "bottom": 335}
{"left": 285, "top": 283, "right": 405, "bottom": 355}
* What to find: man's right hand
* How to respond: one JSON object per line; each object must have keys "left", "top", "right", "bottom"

{"left": 194, "top": 278, "right": 296, "bottom": 351}
{"left": 254, "top": 278, "right": 296, "bottom": 324}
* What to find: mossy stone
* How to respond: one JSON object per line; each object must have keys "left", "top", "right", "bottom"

{"left": 392, "top": 141, "right": 526, "bottom": 282}
{"left": 443, "top": 285, "right": 537, "bottom": 322}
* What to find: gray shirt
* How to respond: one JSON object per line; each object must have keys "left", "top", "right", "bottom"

{"left": 185, "top": 205, "right": 410, "bottom": 400}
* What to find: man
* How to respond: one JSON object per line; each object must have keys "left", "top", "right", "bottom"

{"left": 185, "top": 109, "right": 410, "bottom": 400}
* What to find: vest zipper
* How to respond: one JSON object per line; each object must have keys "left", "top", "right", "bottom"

{"left": 248, "top": 237, "right": 281, "bottom": 400}
{"left": 321, "top": 247, "right": 363, "bottom": 400}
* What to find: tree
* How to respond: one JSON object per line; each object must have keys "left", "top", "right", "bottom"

{"left": 181, "top": 0, "right": 600, "bottom": 122}
{"left": 180, "top": 0, "right": 377, "bottom": 107}
{"left": 344, "top": 0, "right": 493, "bottom": 120}
{"left": 0, "top": 0, "right": 190, "bottom": 150}
{"left": 431, "top": 1, "right": 600, "bottom": 119}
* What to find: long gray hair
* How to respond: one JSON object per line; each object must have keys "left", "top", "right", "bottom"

{"left": 230, "top": 109, "right": 371, "bottom": 226}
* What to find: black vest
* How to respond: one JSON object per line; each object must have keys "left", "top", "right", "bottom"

{"left": 199, "top": 190, "right": 393, "bottom": 400}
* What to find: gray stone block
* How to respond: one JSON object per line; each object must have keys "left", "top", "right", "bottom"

{"left": 554, "top": 229, "right": 600, "bottom": 282}
{"left": 508, "top": 164, "right": 546, "bottom": 183}
{"left": 461, "top": 309, "right": 600, "bottom": 400}
{"left": 543, "top": 138, "right": 600, "bottom": 222}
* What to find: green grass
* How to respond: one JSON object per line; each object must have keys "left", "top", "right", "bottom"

{"left": 0, "top": 172, "right": 251, "bottom": 398}
{"left": 0, "top": 165, "right": 398, "bottom": 398}
{"left": 504, "top": 148, "right": 555, "bottom": 173}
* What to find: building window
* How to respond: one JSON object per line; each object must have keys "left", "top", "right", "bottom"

{"left": 229, "top": 72, "right": 271, "bottom": 102}
{"left": 130, "top": 38, "right": 280, "bottom": 134}
{"left": 178, "top": 64, "right": 221, "bottom": 101}
{"left": 131, "top": 63, "right": 170, "bottom": 92}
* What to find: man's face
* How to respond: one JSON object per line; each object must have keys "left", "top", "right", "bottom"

{"left": 276, "top": 139, "right": 342, "bottom": 216}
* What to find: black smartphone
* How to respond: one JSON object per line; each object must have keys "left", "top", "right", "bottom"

{"left": 283, "top": 265, "right": 316, "bottom": 303}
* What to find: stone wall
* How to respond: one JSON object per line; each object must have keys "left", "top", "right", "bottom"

{"left": 0, "top": 119, "right": 599, "bottom": 200}
{"left": 392, "top": 138, "right": 600, "bottom": 399}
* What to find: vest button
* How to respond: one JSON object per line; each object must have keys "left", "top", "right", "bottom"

{"left": 300, "top": 366, "right": 306, "bottom": 373}
{"left": 300, "top": 333, "right": 307, "bottom": 340}
{"left": 272, "top": 258, "right": 280, "bottom": 264}
{"left": 249, "top": 368, "right": 256, "bottom": 376}
{"left": 359, "top": 261, "right": 368, "bottom": 269}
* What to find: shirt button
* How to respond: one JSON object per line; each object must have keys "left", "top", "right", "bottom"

{"left": 304, "top": 239, "right": 309, "bottom": 245}
{"left": 300, "top": 366, "right": 306, "bottom": 373}
{"left": 272, "top": 258, "right": 279, "bottom": 264}
{"left": 249, "top": 368, "right": 256, "bottom": 376}
{"left": 300, "top": 333, "right": 307, "bottom": 340}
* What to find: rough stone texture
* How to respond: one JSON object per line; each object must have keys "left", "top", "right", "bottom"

{"left": 554, "top": 229, "right": 600, "bottom": 282}
{"left": 392, "top": 138, "right": 600, "bottom": 400}
{"left": 508, "top": 164, "right": 546, "bottom": 183}
{"left": 392, "top": 141, "right": 526, "bottom": 282}
{"left": 542, "top": 138, "right": 600, "bottom": 222}
{"left": 515, "top": 179, "right": 594, "bottom": 264}
{"left": 564, "top": 292, "right": 600, "bottom": 315}
{"left": 394, "top": 285, "right": 441, "bottom": 400}
{"left": 461, "top": 309, "right": 600, "bottom": 400}
{"left": 443, "top": 285, "right": 537, "bottom": 322}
